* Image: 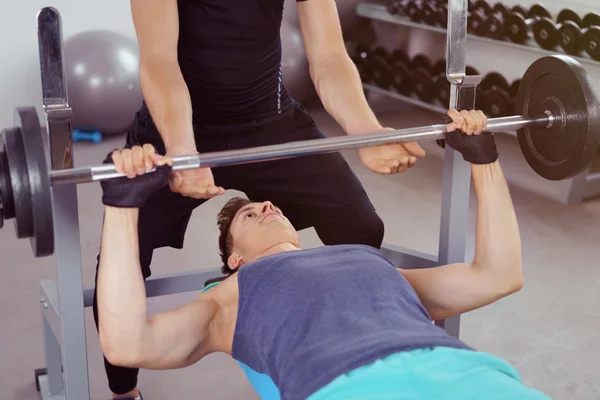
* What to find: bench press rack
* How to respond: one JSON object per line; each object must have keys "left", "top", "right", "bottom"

{"left": 34, "top": 2, "right": 473, "bottom": 398}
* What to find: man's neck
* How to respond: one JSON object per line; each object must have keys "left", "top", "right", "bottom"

{"left": 256, "top": 242, "right": 301, "bottom": 260}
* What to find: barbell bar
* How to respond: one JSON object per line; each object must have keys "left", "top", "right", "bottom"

{"left": 1, "top": 54, "right": 599, "bottom": 258}
{"left": 51, "top": 114, "right": 548, "bottom": 185}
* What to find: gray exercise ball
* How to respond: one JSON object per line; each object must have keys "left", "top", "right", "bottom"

{"left": 64, "top": 30, "right": 143, "bottom": 135}
{"left": 281, "top": 20, "right": 314, "bottom": 103}
{"left": 283, "top": 0, "right": 299, "bottom": 26}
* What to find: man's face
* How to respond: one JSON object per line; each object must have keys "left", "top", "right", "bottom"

{"left": 227, "top": 201, "right": 299, "bottom": 269}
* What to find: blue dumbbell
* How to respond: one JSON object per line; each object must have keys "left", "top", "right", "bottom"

{"left": 73, "top": 129, "right": 103, "bottom": 144}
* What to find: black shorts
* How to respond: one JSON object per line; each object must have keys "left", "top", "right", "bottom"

{"left": 124, "top": 101, "right": 377, "bottom": 277}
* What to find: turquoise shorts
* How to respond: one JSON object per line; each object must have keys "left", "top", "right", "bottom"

{"left": 308, "top": 347, "right": 550, "bottom": 400}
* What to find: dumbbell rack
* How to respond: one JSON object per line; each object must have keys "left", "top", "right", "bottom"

{"left": 357, "top": 2, "right": 600, "bottom": 67}
{"left": 356, "top": 1, "right": 600, "bottom": 204}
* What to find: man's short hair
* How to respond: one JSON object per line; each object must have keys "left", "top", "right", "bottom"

{"left": 217, "top": 197, "right": 251, "bottom": 275}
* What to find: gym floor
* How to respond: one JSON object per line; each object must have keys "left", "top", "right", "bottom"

{"left": 1, "top": 99, "right": 599, "bottom": 400}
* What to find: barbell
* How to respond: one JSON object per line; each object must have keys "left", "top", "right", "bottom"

{"left": 1, "top": 55, "right": 599, "bottom": 258}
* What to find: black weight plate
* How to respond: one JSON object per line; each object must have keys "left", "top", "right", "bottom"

{"left": 433, "top": 75, "right": 450, "bottom": 106}
{"left": 390, "top": 49, "right": 409, "bottom": 65}
{"left": 433, "top": 59, "right": 446, "bottom": 77}
{"left": 505, "top": 13, "right": 529, "bottom": 43}
{"left": 412, "top": 70, "right": 435, "bottom": 103}
{"left": 515, "top": 55, "right": 600, "bottom": 181}
{"left": 406, "top": 2, "right": 422, "bottom": 23}
{"left": 509, "top": 79, "right": 521, "bottom": 99}
{"left": 527, "top": 4, "right": 551, "bottom": 20}
{"left": 582, "top": 12, "right": 600, "bottom": 28}
{"left": 0, "top": 140, "right": 14, "bottom": 219}
{"left": 487, "top": 14, "right": 505, "bottom": 40}
{"left": 371, "top": 47, "right": 392, "bottom": 89}
{"left": 468, "top": 9, "right": 487, "bottom": 36}
{"left": 3, "top": 128, "right": 33, "bottom": 238}
{"left": 481, "top": 88, "right": 513, "bottom": 118}
{"left": 558, "top": 21, "right": 584, "bottom": 55}
{"left": 372, "top": 46, "right": 389, "bottom": 60}
{"left": 473, "top": 0, "right": 491, "bottom": 14}
{"left": 354, "top": 56, "right": 373, "bottom": 84}
{"left": 583, "top": 27, "right": 600, "bottom": 61}
{"left": 410, "top": 54, "right": 432, "bottom": 73}
{"left": 481, "top": 72, "right": 510, "bottom": 91}
{"left": 511, "top": 5, "right": 528, "bottom": 17}
{"left": 422, "top": 3, "right": 438, "bottom": 25}
{"left": 391, "top": 62, "right": 413, "bottom": 95}
{"left": 466, "top": 66, "right": 480, "bottom": 76}
{"left": 438, "top": 5, "right": 448, "bottom": 28}
{"left": 492, "top": 3, "right": 509, "bottom": 17}
{"left": 15, "top": 107, "right": 54, "bottom": 257}
{"left": 533, "top": 17, "right": 559, "bottom": 50}
{"left": 557, "top": 9, "right": 582, "bottom": 27}
{"left": 386, "top": 1, "right": 400, "bottom": 15}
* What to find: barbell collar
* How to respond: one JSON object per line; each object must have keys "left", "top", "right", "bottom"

{"left": 49, "top": 114, "right": 550, "bottom": 185}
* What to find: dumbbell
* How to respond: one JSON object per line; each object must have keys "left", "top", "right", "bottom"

{"left": 582, "top": 13, "right": 600, "bottom": 61}
{"left": 486, "top": 3, "right": 510, "bottom": 40}
{"left": 389, "top": 50, "right": 413, "bottom": 96}
{"left": 478, "top": 72, "right": 514, "bottom": 118}
{"left": 558, "top": 12, "right": 600, "bottom": 57}
{"left": 410, "top": 54, "right": 436, "bottom": 103}
{"left": 504, "top": 4, "right": 551, "bottom": 44}
{"left": 533, "top": 8, "right": 584, "bottom": 51}
{"left": 467, "top": 0, "right": 492, "bottom": 36}
{"left": 72, "top": 129, "right": 102, "bottom": 144}
{"left": 370, "top": 47, "right": 394, "bottom": 89}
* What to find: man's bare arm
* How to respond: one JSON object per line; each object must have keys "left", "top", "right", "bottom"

{"left": 400, "top": 161, "right": 523, "bottom": 321}
{"left": 97, "top": 207, "right": 218, "bottom": 370}
{"left": 297, "top": 0, "right": 382, "bottom": 135}
{"left": 131, "top": 0, "right": 195, "bottom": 151}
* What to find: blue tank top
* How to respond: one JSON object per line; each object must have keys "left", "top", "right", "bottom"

{"left": 232, "top": 244, "right": 472, "bottom": 400}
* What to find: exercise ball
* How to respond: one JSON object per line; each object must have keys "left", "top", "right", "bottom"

{"left": 283, "top": 0, "right": 298, "bottom": 26}
{"left": 281, "top": 20, "right": 314, "bottom": 103}
{"left": 64, "top": 30, "right": 143, "bottom": 135}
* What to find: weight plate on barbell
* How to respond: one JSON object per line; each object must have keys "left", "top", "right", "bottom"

{"left": 15, "top": 107, "right": 54, "bottom": 257}
{"left": 0, "top": 141, "right": 15, "bottom": 219}
{"left": 515, "top": 55, "right": 600, "bottom": 181}
{"left": 3, "top": 127, "right": 33, "bottom": 238}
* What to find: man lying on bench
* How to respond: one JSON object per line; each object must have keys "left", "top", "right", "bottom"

{"left": 95, "top": 109, "right": 549, "bottom": 399}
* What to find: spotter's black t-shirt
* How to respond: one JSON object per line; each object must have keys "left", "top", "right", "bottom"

{"left": 176, "top": 0, "right": 307, "bottom": 124}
